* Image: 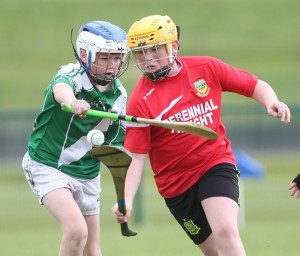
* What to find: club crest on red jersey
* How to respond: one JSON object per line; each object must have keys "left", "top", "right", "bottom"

{"left": 193, "top": 79, "right": 210, "bottom": 97}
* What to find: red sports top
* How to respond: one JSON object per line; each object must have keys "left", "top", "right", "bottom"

{"left": 125, "top": 56, "right": 258, "bottom": 198}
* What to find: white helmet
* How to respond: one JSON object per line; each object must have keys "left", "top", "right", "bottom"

{"left": 75, "top": 21, "right": 129, "bottom": 85}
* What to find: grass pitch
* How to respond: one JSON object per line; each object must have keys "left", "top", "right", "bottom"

{"left": 1, "top": 151, "right": 300, "bottom": 256}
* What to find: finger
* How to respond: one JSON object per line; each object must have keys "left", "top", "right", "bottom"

{"left": 278, "top": 103, "right": 291, "bottom": 124}
{"left": 116, "top": 216, "right": 126, "bottom": 223}
{"left": 123, "top": 208, "right": 132, "bottom": 223}
{"left": 112, "top": 208, "right": 121, "bottom": 217}
{"left": 123, "top": 216, "right": 129, "bottom": 223}
{"left": 279, "top": 109, "right": 286, "bottom": 122}
{"left": 112, "top": 205, "right": 126, "bottom": 223}
{"left": 290, "top": 187, "right": 299, "bottom": 197}
{"left": 291, "top": 189, "right": 296, "bottom": 196}
{"left": 278, "top": 105, "right": 286, "bottom": 122}
{"left": 289, "top": 183, "right": 296, "bottom": 190}
{"left": 116, "top": 217, "right": 125, "bottom": 223}
{"left": 72, "top": 101, "right": 90, "bottom": 115}
{"left": 284, "top": 108, "right": 291, "bottom": 124}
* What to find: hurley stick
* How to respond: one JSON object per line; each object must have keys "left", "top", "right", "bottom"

{"left": 62, "top": 105, "right": 218, "bottom": 139}
{"left": 92, "top": 146, "right": 137, "bottom": 237}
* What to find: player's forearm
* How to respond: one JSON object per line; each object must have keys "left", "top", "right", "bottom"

{"left": 53, "top": 83, "right": 77, "bottom": 105}
{"left": 251, "top": 80, "right": 291, "bottom": 123}
{"left": 251, "top": 80, "right": 279, "bottom": 108}
{"left": 124, "top": 153, "right": 147, "bottom": 206}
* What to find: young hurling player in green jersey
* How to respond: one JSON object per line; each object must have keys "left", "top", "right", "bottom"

{"left": 22, "top": 21, "right": 129, "bottom": 256}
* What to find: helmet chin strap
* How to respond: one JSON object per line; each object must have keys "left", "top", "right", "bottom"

{"left": 87, "top": 73, "right": 112, "bottom": 86}
{"left": 144, "top": 66, "right": 172, "bottom": 81}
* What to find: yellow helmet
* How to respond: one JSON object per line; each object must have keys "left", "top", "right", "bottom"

{"left": 128, "top": 15, "right": 178, "bottom": 54}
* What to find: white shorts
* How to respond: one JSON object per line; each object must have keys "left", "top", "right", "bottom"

{"left": 22, "top": 152, "right": 101, "bottom": 215}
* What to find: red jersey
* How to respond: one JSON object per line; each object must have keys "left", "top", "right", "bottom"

{"left": 125, "top": 56, "right": 258, "bottom": 198}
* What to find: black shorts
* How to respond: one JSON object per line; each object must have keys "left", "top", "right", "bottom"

{"left": 164, "top": 163, "right": 240, "bottom": 245}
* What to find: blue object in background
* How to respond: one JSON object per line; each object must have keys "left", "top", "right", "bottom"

{"left": 234, "top": 149, "right": 266, "bottom": 180}
{"left": 234, "top": 149, "right": 266, "bottom": 226}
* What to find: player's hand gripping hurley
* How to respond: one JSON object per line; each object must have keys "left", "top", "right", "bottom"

{"left": 92, "top": 145, "right": 137, "bottom": 237}
{"left": 62, "top": 105, "right": 218, "bottom": 139}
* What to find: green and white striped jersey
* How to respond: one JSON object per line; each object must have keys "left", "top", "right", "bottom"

{"left": 28, "top": 62, "right": 127, "bottom": 179}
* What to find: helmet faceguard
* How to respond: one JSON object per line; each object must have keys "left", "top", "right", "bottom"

{"left": 127, "top": 15, "right": 179, "bottom": 81}
{"left": 74, "top": 21, "right": 129, "bottom": 86}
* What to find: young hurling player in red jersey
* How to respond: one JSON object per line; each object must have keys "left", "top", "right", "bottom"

{"left": 113, "top": 15, "right": 291, "bottom": 256}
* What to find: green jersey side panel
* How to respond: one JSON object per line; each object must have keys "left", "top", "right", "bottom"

{"left": 28, "top": 62, "right": 127, "bottom": 179}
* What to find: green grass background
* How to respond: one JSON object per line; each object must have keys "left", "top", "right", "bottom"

{"left": 1, "top": 154, "right": 300, "bottom": 256}
{"left": 1, "top": 0, "right": 299, "bottom": 108}
{"left": 1, "top": 0, "right": 300, "bottom": 255}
